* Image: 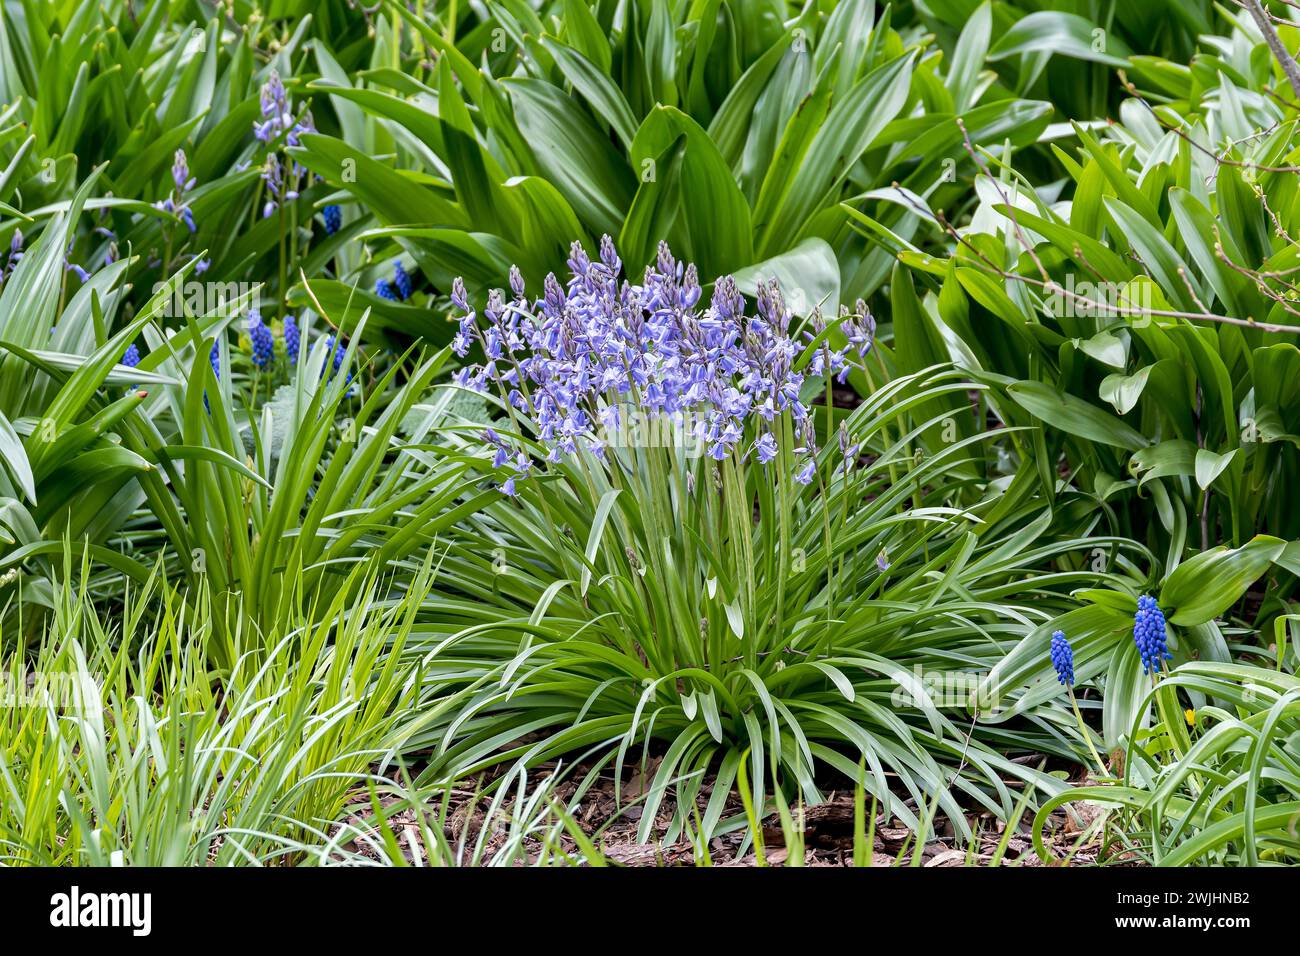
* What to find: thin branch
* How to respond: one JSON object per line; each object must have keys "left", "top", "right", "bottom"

{"left": 1242, "top": 0, "right": 1300, "bottom": 99}
{"left": 892, "top": 188, "right": 1300, "bottom": 334}
{"left": 954, "top": 117, "right": 1052, "bottom": 283}
{"left": 1119, "top": 72, "right": 1300, "bottom": 175}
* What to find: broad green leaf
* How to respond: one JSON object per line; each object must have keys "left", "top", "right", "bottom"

{"left": 1193, "top": 448, "right": 1237, "bottom": 492}
{"left": 630, "top": 106, "right": 752, "bottom": 277}
{"left": 0, "top": 409, "right": 34, "bottom": 502}
{"left": 1160, "top": 536, "right": 1286, "bottom": 626}
{"left": 732, "top": 238, "right": 839, "bottom": 318}
{"left": 989, "top": 11, "right": 1133, "bottom": 67}
{"left": 1007, "top": 380, "right": 1150, "bottom": 451}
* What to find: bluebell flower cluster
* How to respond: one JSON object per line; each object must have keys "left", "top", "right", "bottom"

{"left": 323, "top": 204, "right": 342, "bottom": 235}
{"left": 1050, "top": 630, "right": 1074, "bottom": 686}
{"left": 122, "top": 343, "right": 141, "bottom": 368}
{"left": 375, "top": 278, "right": 396, "bottom": 300}
{"left": 247, "top": 310, "right": 274, "bottom": 368}
{"left": 255, "top": 71, "right": 315, "bottom": 218}
{"left": 253, "top": 70, "right": 314, "bottom": 147}
{"left": 283, "top": 314, "right": 300, "bottom": 365}
{"left": 1134, "top": 595, "right": 1172, "bottom": 675}
{"left": 210, "top": 341, "right": 221, "bottom": 378}
{"left": 1, "top": 229, "right": 22, "bottom": 286}
{"left": 61, "top": 239, "right": 92, "bottom": 283}
{"left": 450, "top": 237, "right": 873, "bottom": 494}
{"left": 261, "top": 154, "right": 298, "bottom": 219}
{"left": 482, "top": 427, "right": 532, "bottom": 497}
{"left": 155, "top": 150, "right": 197, "bottom": 233}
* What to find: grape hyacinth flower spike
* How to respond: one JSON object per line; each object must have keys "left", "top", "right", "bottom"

{"left": 1134, "top": 595, "right": 1172, "bottom": 676}
{"left": 204, "top": 340, "right": 221, "bottom": 413}
{"left": 322, "top": 204, "right": 341, "bottom": 235}
{"left": 247, "top": 310, "right": 274, "bottom": 368}
{"left": 1050, "top": 630, "right": 1074, "bottom": 686}
{"left": 1049, "top": 629, "right": 1106, "bottom": 775}
{"left": 393, "top": 260, "right": 412, "bottom": 300}
{"left": 282, "top": 314, "right": 300, "bottom": 365}
{"left": 120, "top": 341, "right": 143, "bottom": 394}
{"left": 321, "top": 335, "right": 348, "bottom": 382}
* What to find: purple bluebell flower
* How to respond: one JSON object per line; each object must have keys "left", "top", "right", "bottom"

{"left": 254, "top": 71, "right": 315, "bottom": 217}
{"left": 122, "top": 343, "right": 141, "bottom": 368}
{"left": 2, "top": 229, "right": 23, "bottom": 283}
{"left": 254, "top": 70, "right": 291, "bottom": 144}
{"left": 260, "top": 153, "right": 299, "bottom": 218}
{"left": 838, "top": 422, "right": 859, "bottom": 474}
{"left": 323, "top": 204, "right": 341, "bottom": 235}
{"left": 375, "top": 278, "right": 396, "bottom": 301}
{"left": 155, "top": 149, "right": 197, "bottom": 233}
{"left": 172, "top": 149, "right": 195, "bottom": 195}
{"left": 449, "top": 238, "right": 870, "bottom": 495}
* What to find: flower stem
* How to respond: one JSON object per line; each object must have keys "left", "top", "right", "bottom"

{"left": 1068, "top": 687, "right": 1107, "bottom": 778}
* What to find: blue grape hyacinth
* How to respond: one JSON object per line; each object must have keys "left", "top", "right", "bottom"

{"left": 322, "top": 204, "right": 341, "bottom": 235}
{"left": 283, "top": 314, "right": 300, "bottom": 365}
{"left": 393, "top": 261, "right": 412, "bottom": 300}
{"left": 1134, "top": 595, "right": 1172, "bottom": 675}
{"left": 375, "top": 278, "right": 396, "bottom": 300}
{"left": 1049, "top": 630, "right": 1074, "bottom": 686}
{"left": 121, "top": 343, "right": 141, "bottom": 368}
{"left": 248, "top": 310, "right": 274, "bottom": 368}
{"left": 322, "top": 335, "right": 346, "bottom": 379}
{"left": 210, "top": 341, "right": 221, "bottom": 378}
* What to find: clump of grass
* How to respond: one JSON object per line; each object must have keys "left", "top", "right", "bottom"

{"left": 0, "top": 556, "right": 435, "bottom": 866}
{"left": 1032, "top": 660, "right": 1300, "bottom": 866}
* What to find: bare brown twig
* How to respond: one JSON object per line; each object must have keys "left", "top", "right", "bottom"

{"left": 889, "top": 188, "right": 1300, "bottom": 335}
{"left": 1241, "top": 0, "right": 1300, "bottom": 98}
{"left": 1118, "top": 72, "right": 1300, "bottom": 175}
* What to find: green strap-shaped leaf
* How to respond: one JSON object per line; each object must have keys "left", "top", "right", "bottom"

{"left": 1160, "top": 535, "right": 1286, "bottom": 626}
{"left": 1007, "top": 380, "right": 1150, "bottom": 451}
